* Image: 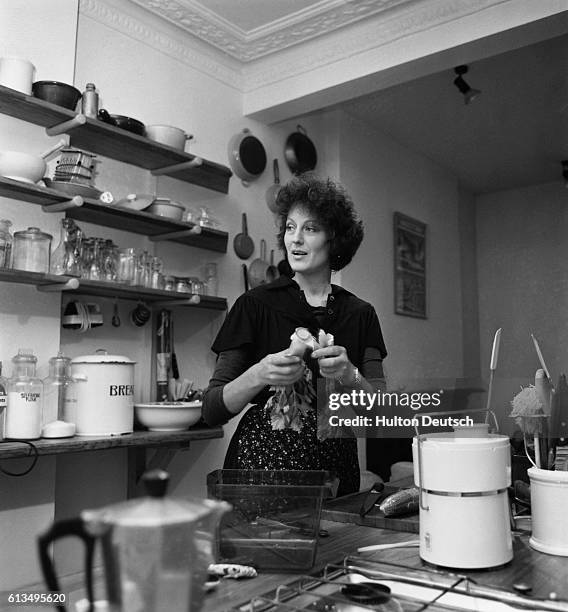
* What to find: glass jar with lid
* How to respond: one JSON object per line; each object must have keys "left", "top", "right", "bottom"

{"left": 12, "top": 227, "right": 53, "bottom": 273}
{"left": 5, "top": 349, "right": 43, "bottom": 440}
{"left": 0, "top": 219, "right": 13, "bottom": 268}
{"left": 42, "top": 352, "right": 75, "bottom": 435}
{"left": 117, "top": 248, "right": 137, "bottom": 285}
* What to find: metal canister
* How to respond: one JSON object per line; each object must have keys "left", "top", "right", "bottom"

{"left": 12, "top": 227, "right": 52, "bottom": 273}
{"left": 81, "top": 83, "right": 99, "bottom": 119}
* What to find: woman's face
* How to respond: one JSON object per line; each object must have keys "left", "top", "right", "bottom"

{"left": 284, "top": 205, "right": 330, "bottom": 275}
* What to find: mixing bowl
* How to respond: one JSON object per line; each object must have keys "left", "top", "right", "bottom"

{"left": 0, "top": 151, "right": 46, "bottom": 183}
{"left": 135, "top": 401, "right": 202, "bottom": 431}
{"left": 32, "top": 81, "right": 82, "bottom": 110}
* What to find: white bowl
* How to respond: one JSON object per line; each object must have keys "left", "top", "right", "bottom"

{"left": 0, "top": 151, "right": 46, "bottom": 183}
{"left": 135, "top": 401, "right": 202, "bottom": 431}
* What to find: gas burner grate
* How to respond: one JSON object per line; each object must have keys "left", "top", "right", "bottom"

{"left": 232, "top": 557, "right": 568, "bottom": 611}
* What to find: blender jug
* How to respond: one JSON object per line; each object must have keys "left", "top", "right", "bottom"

{"left": 38, "top": 469, "right": 230, "bottom": 612}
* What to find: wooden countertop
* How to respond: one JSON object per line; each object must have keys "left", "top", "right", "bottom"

{"left": 8, "top": 519, "right": 567, "bottom": 612}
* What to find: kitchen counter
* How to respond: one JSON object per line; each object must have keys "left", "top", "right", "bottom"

{"left": 8, "top": 518, "right": 567, "bottom": 611}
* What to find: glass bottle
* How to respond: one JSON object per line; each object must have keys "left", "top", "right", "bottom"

{"left": 88, "top": 238, "right": 103, "bottom": 280}
{"left": 117, "top": 247, "right": 137, "bottom": 285}
{"left": 51, "top": 218, "right": 80, "bottom": 276}
{"left": 0, "top": 219, "right": 13, "bottom": 268}
{"left": 5, "top": 349, "right": 43, "bottom": 440}
{"left": 81, "top": 83, "right": 99, "bottom": 118}
{"left": 204, "top": 262, "right": 218, "bottom": 296}
{"left": 42, "top": 352, "right": 75, "bottom": 429}
{"left": 0, "top": 361, "right": 7, "bottom": 440}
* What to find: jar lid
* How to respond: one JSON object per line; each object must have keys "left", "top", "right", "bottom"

{"left": 14, "top": 227, "right": 52, "bottom": 241}
{"left": 71, "top": 349, "right": 136, "bottom": 365}
{"left": 12, "top": 348, "right": 37, "bottom": 364}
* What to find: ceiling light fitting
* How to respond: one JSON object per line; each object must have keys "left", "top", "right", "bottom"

{"left": 453, "top": 65, "right": 481, "bottom": 105}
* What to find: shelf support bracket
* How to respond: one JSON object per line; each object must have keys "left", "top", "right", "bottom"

{"left": 37, "top": 278, "right": 80, "bottom": 292}
{"left": 150, "top": 157, "right": 203, "bottom": 176}
{"left": 45, "top": 113, "right": 87, "bottom": 136}
{"left": 41, "top": 195, "right": 84, "bottom": 213}
{"left": 149, "top": 226, "right": 202, "bottom": 242}
{"left": 153, "top": 296, "right": 201, "bottom": 308}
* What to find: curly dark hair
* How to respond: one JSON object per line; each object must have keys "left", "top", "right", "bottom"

{"left": 275, "top": 173, "right": 364, "bottom": 272}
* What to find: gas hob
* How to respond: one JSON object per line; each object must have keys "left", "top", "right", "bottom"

{"left": 231, "top": 557, "right": 568, "bottom": 611}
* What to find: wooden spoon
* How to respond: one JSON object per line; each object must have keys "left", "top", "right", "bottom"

{"left": 233, "top": 212, "right": 254, "bottom": 259}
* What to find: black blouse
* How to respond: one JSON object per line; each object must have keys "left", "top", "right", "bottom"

{"left": 203, "top": 275, "right": 387, "bottom": 423}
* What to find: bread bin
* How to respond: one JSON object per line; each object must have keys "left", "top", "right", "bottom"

{"left": 71, "top": 350, "right": 135, "bottom": 435}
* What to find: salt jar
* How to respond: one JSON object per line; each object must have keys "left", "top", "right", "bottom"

{"left": 12, "top": 227, "right": 53, "bottom": 273}
{"left": 5, "top": 349, "right": 43, "bottom": 440}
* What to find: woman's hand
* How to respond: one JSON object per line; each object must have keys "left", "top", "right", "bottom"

{"left": 253, "top": 349, "right": 305, "bottom": 387}
{"left": 311, "top": 345, "right": 354, "bottom": 381}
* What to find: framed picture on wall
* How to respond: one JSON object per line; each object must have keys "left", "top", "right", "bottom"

{"left": 394, "top": 212, "right": 427, "bottom": 318}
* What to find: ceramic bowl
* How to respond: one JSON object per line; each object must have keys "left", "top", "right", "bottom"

{"left": 0, "top": 151, "right": 46, "bottom": 183}
{"left": 146, "top": 198, "right": 185, "bottom": 220}
{"left": 32, "top": 81, "right": 81, "bottom": 110}
{"left": 135, "top": 401, "right": 202, "bottom": 431}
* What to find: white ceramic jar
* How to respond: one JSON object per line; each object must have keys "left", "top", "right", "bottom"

{"left": 0, "top": 57, "right": 35, "bottom": 94}
{"left": 71, "top": 350, "right": 135, "bottom": 435}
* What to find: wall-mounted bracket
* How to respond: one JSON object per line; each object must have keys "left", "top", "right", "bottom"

{"left": 37, "top": 278, "right": 80, "bottom": 293}
{"left": 45, "top": 113, "right": 87, "bottom": 136}
{"left": 153, "top": 296, "right": 201, "bottom": 308}
{"left": 149, "top": 226, "right": 202, "bottom": 242}
{"left": 41, "top": 195, "right": 84, "bottom": 213}
{"left": 150, "top": 157, "right": 203, "bottom": 176}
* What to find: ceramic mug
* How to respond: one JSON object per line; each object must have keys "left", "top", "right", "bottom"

{"left": 0, "top": 57, "right": 35, "bottom": 94}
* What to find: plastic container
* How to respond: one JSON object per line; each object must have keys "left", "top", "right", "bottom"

{"left": 207, "top": 469, "right": 330, "bottom": 571}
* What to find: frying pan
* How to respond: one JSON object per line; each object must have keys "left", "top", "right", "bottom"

{"left": 248, "top": 239, "right": 269, "bottom": 288}
{"left": 284, "top": 124, "right": 317, "bottom": 175}
{"left": 227, "top": 128, "right": 267, "bottom": 185}
{"left": 98, "top": 109, "right": 146, "bottom": 135}
{"left": 266, "top": 249, "right": 278, "bottom": 282}
{"left": 233, "top": 212, "right": 254, "bottom": 259}
{"left": 265, "top": 158, "right": 281, "bottom": 213}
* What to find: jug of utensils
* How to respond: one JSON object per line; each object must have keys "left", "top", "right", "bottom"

{"left": 38, "top": 469, "right": 230, "bottom": 612}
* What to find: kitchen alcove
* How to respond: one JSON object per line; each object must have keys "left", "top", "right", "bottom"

{"left": 0, "top": 84, "right": 231, "bottom": 479}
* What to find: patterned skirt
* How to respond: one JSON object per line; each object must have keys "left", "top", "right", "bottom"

{"left": 223, "top": 403, "right": 360, "bottom": 497}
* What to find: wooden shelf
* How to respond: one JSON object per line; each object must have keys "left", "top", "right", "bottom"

{"left": 0, "top": 84, "right": 232, "bottom": 193}
{"left": 0, "top": 269, "right": 228, "bottom": 309}
{"left": 72, "top": 279, "right": 228, "bottom": 309}
{"left": 0, "top": 426, "right": 223, "bottom": 460}
{"left": 0, "top": 177, "right": 228, "bottom": 252}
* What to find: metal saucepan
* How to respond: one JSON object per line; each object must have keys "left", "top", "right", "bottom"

{"left": 266, "top": 249, "right": 278, "bottom": 282}
{"left": 233, "top": 212, "right": 254, "bottom": 259}
{"left": 248, "top": 239, "right": 269, "bottom": 288}
{"left": 98, "top": 109, "right": 146, "bottom": 135}
{"left": 227, "top": 128, "right": 267, "bottom": 185}
{"left": 265, "top": 158, "right": 281, "bottom": 213}
{"left": 145, "top": 125, "right": 193, "bottom": 151}
{"left": 284, "top": 124, "right": 317, "bottom": 175}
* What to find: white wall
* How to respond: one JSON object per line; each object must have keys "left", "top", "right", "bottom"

{"left": 477, "top": 181, "right": 568, "bottom": 435}
{"left": 0, "top": 0, "right": 79, "bottom": 590}
{"left": 338, "top": 112, "right": 465, "bottom": 388}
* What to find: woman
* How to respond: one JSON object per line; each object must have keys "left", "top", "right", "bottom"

{"left": 202, "top": 173, "right": 387, "bottom": 496}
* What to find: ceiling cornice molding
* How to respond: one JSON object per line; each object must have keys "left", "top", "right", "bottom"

{"left": 129, "top": 0, "right": 415, "bottom": 61}
{"left": 242, "top": 0, "right": 511, "bottom": 91}
{"left": 79, "top": 0, "right": 243, "bottom": 89}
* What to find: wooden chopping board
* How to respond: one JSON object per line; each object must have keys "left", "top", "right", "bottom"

{"left": 321, "top": 484, "right": 419, "bottom": 534}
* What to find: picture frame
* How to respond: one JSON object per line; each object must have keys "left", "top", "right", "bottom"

{"left": 394, "top": 212, "right": 427, "bottom": 318}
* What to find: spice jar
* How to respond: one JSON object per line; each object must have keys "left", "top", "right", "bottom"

{"left": 12, "top": 227, "right": 53, "bottom": 273}
{"left": 0, "top": 219, "right": 13, "bottom": 268}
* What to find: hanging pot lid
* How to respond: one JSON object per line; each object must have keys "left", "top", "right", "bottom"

{"left": 227, "top": 128, "right": 267, "bottom": 184}
{"left": 284, "top": 124, "right": 317, "bottom": 175}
